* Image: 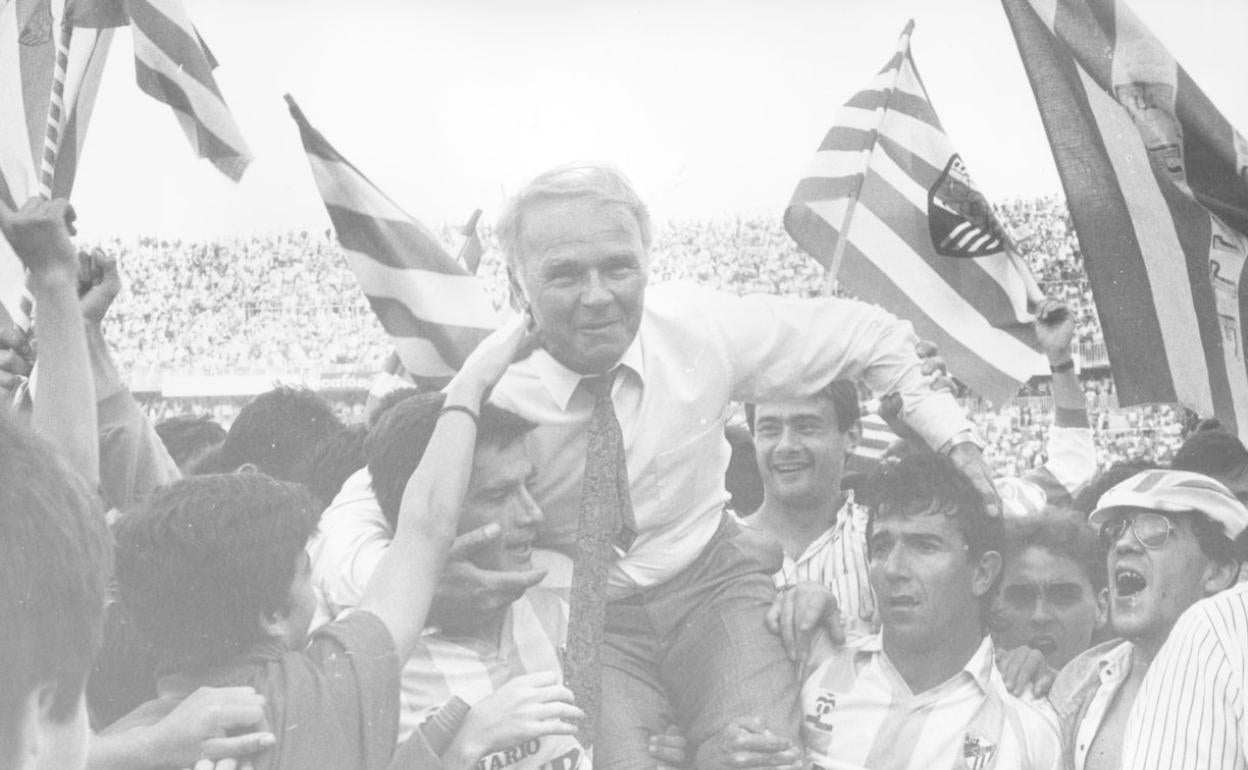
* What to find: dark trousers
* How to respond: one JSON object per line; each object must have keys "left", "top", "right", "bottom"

{"left": 597, "top": 514, "right": 801, "bottom": 769}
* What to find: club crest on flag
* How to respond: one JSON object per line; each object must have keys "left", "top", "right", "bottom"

{"left": 928, "top": 154, "right": 1009, "bottom": 258}
{"left": 19, "top": 0, "right": 52, "bottom": 46}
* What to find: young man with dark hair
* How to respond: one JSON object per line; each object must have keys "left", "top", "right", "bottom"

{"left": 303, "top": 425, "right": 367, "bottom": 515}
{"left": 798, "top": 452, "right": 1061, "bottom": 769}
{"left": 743, "top": 381, "right": 876, "bottom": 638}
{"left": 1048, "top": 470, "right": 1247, "bottom": 770}
{"left": 217, "top": 386, "right": 344, "bottom": 482}
{"left": 0, "top": 414, "right": 111, "bottom": 770}
{"left": 1172, "top": 427, "right": 1248, "bottom": 504}
{"left": 358, "top": 392, "right": 587, "bottom": 767}
{"left": 990, "top": 509, "right": 1108, "bottom": 669}
{"left": 113, "top": 314, "right": 537, "bottom": 770}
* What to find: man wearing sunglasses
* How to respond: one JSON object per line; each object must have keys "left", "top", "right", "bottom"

{"left": 1048, "top": 470, "right": 1248, "bottom": 770}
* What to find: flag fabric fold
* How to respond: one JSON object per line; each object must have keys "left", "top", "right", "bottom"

{"left": 1003, "top": 0, "right": 1248, "bottom": 439}
{"left": 458, "top": 208, "right": 484, "bottom": 274}
{"left": 126, "top": 0, "right": 251, "bottom": 181}
{"left": 1, "top": 0, "right": 119, "bottom": 322}
{"left": 784, "top": 20, "right": 1046, "bottom": 404}
{"left": 285, "top": 95, "right": 498, "bottom": 382}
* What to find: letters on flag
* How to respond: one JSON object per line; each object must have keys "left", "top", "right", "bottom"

{"left": 1003, "top": 0, "right": 1248, "bottom": 438}
{"left": 285, "top": 95, "right": 498, "bottom": 383}
{"left": 784, "top": 21, "right": 1046, "bottom": 404}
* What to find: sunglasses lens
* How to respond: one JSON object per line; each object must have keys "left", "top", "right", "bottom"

{"left": 1133, "top": 514, "right": 1172, "bottom": 548}
{"left": 1100, "top": 518, "right": 1128, "bottom": 549}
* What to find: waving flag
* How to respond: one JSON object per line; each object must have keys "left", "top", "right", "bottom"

{"left": 1003, "top": 0, "right": 1248, "bottom": 439}
{"left": 785, "top": 21, "right": 1046, "bottom": 404}
{"left": 1, "top": 0, "right": 120, "bottom": 323}
{"left": 286, "top": 95, "right": 498, "bottom": 383}
{"left": 127, "top": 0, "right": 251, "bottom": 181}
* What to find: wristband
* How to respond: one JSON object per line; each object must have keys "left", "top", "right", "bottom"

{"left": 437, "top": 404, "right": 479, "bottom": 426}
{"left": 1049, "top": 359, "right": 1075, "bottom": 374}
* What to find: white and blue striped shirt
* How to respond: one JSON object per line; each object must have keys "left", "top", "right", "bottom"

{"left": 1122, "top": 581, "right": 1248, "bottom": 770}
{"left": 801, "top": 635, "right": 1062, "bottom": 770}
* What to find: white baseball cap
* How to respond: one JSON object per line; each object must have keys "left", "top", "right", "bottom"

{"left": 1090, "top": 470, "right": 1248, "bottom": 541}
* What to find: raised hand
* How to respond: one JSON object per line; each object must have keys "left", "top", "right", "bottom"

{"left": 0, "top": 197, "right": 78, "bottom": 283}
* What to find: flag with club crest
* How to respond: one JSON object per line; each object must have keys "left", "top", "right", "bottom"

{"left": 784, "top": 20, "right": 1046, "bottom": 404}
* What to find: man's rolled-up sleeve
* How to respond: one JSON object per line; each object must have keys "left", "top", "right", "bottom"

{"left": 703, "top": 287, "right": 971, "bottom": 450}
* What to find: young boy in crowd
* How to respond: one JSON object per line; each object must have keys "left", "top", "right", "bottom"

{"left": 990, "top": 509, "right": 1107, "bottom": 669}
{"left": 361, "top": 392, "right": 587, "bottom": 768}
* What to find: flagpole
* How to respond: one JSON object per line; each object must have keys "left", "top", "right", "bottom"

{"left": 823, "top": 19, "right": 915, "bottom": 298}
{"left": 38, "top": 1, "right": 75, "bottom": 199}
{"left": 10, "top": 0, "right": 77, "bottom": 415}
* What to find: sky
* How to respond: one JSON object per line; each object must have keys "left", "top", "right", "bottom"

{"left": 66, "top": 0, "right": 1248, "bottom": 240}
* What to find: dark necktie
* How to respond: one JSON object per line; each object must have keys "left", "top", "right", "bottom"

{"left": 564, "top": 369, "right": 637, "bottom": 747}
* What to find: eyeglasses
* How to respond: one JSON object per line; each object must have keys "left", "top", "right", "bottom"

{"left": 1098, "top": 512, "right": 1177, "bottom": 550}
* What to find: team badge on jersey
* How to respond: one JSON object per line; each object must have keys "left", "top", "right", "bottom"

{"left": 803, "top": 690, "right": 837, "bottom": 733}
{"left": 927, "top": 154, "right": 1010, "bottom": 258}
{"left": 962, "top": 733, "right": 998, "bottom": 770}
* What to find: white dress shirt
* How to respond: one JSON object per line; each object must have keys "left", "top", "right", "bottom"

{"left": 491, "top": 282, "right": 972, "bottom": 591}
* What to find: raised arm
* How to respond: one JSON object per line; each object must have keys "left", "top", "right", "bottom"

{"left": 357, "top": 312, "right": 536, "bottom": 661}
{"left": 709, "top": 287, "right": 993, "bottom": 511}
{"left": 79, "top": 248, "right": 181, "bottom": 509}
{"left": 1027, "top": 299, "right": 1096, "bottom": 498}
{"left": 0, "top": 198, "right": 98, "bottom": 487}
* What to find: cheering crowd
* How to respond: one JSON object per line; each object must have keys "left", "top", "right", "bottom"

{"left": 3, "top": 164, "right": 1246, "bottom": 770}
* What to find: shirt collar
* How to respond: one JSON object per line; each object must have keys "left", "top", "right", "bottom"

{"left": 868, "top": 634, "right": 996, "bottom": 692}
{"left": 1095, "top": 639, "right": 1135, "bottom": 686}
{"left": 529, "top": 333, "right": 646, "bottom": 411}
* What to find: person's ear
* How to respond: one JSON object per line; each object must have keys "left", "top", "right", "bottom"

{"left": 845, "top": 421, "right": 862, "bottom": 455}
{"left": 971, "top": 550, "right": 1003, "bottom": 598}
{"left": 1202, "top": 557, "right": 1240, "bottom": 596}
{"left": 1094, "top": 586, "right": 1110, "bottom": 631}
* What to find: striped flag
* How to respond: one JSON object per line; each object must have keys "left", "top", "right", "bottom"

{"left": 285, "top": 95, "right": 499, "bottom": 383}
{"left": 784, "top": 21, "right": 1047, "bottom": 404}
{"left": 126, "top": 0, "right": 251, "bottom": 181}
{"left": 1003, "top": 0, "right": 1248, "bottom": 439}
{"left": 1, "top": 0, "right": 119, "bottom": 323}
{"left": 458, "top": 208, "right": 484, "bottom": 274}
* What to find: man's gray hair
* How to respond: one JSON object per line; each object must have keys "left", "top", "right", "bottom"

{"left": 496, "top": 162, "right": 653, "bottom": 276}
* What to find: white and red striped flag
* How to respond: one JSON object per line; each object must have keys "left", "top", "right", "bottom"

{"left": 0, "top": 0, "right": 120, "bottom": 324}
{"left": 784, "top": 21, "right": 1047, "bottom": 404}
{"left": 1003, "top": 0, "right": 1248, "bottom": 439}
{"left": 285, "top": 95, "right": 499, "bottom": 384}
{"left": 126, "top": 0, "right": 251, "bottom": 181}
